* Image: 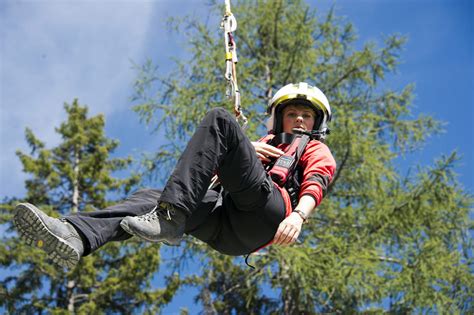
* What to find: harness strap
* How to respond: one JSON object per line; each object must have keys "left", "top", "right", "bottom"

{"left": 269, "top": 132, "right": 296, "bottom": 146}
{"left": 267, "top": 133, "right": 310, "bottom": 187}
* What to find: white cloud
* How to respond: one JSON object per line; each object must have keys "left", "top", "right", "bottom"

{"left": 0, "top": 1, "right": 159, "bottom": 197}
{"left": 0, "top": 0, "right": 223, "bottom": 198}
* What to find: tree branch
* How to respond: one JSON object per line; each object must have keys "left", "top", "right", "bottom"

{"left": 283, "top": 7, "right": 310, "bottom": 84}
{"left": 327, "top": 146, "right": 350, "bottom": 195}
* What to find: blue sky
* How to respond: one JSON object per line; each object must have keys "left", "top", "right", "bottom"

{"left": 1, "top": 0, "right": 472, "bottom": 312}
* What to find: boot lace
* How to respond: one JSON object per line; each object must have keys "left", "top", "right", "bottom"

{"left": 138, "top": 204, "right": 175, "bottom": 222}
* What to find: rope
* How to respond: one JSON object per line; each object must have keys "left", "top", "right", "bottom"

{"left": 208, "top": 0, "right": 247, "bottom": 191}
{"left": 221, "top": 0, "right": 248, "bottom": 128}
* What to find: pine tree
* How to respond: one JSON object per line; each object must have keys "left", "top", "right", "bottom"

{"left": 0, "top": 100, "right": 180, "bottom": 313}
{"left": 132, "top": 0, "right": 473, "bottom": 313}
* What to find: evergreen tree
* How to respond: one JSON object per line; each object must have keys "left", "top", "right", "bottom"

{"left": 0, "top": 100, "right": 180, "bottom": 313}
{"left": 132, "top": 0, "right": 473, "bottom": 313}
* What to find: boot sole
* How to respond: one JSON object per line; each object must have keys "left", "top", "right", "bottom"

{"left": 14, "top": 203, "right": 80, "bottom": 269}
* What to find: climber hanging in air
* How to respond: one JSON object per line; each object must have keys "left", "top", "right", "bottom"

{"left": 14, "top": 82, "right": 336, "bottom": 269}
{"left": 13, "top": 0, "right": 336, "bottom": 269}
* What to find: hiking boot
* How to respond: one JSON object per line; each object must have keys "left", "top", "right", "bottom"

{"left": 120, "top": 203, "right": 186, "bottom": 245}
{"left": 14, "top": 203, "right": 84, "bottom": 269}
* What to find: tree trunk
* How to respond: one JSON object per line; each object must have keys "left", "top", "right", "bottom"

{"left": 281, "top": 260, "right": 298, "bottom": 315}
{"left": 67, "top": 148, "right": 80, "bottom": 312}
{"left": 265, "top": 64, "right": 273, "bottom": 103}
{"left": 71, "top": 149, "right": 80, "bottom": 213}
{"left": 67, "top": 280, "right": 76, "bottom": 312}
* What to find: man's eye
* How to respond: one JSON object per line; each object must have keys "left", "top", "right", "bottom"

{"left": 303, "top": 114, "right": 313, "bottom": 119}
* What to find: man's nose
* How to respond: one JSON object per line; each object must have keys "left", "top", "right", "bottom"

{"left": 296, "top": 115, "right": 304, "bottom": 122}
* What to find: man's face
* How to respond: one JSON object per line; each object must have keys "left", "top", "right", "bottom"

{"left": 281, "top": 104, "right": 315, "bottom": 134}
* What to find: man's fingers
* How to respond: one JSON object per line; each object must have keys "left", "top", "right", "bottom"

{"left": 274, "top": 224, "right": 288, "bottom": 244}
{"left": 256, "top": 153, "right": 270, "bottom": 162}
{"left": 281, "top": 227, "right": 297, "bottom": 245}
{"left": 261, "top": 144, "right": 284, "bottom": 156}
{"left": 255, "top": 143, "right": 284, "bottom": 157}
{"left": 276, "top": 225, "right": 301, "bottom": 246}
{"left": 273, "top": 226, "right": 283, "bottom": 244}
{"left": 284, "top": 229, "right": 299, "bottom": 245}
{"left": 276, "top": 225, "right": 294, "bottom": 245}
{"left": 273, "top": 217, "right": 303, "bottom": 246}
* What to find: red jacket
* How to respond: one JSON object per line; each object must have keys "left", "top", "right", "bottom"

{"left": 259, "top": 134, "right": 337, "bottom": 217}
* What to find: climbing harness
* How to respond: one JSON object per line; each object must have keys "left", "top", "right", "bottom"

{"left": 221, "top": 0, "right": 248, "bottom": 128}
{"left": 267, "top": 130, "right": 313, "bottom": 208}
{"left": 268, "top": 132, "right": 310, "bottom": 187}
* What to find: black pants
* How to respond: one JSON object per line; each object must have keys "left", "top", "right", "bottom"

{"left": 65, "top": 108, "right": 285, "bottom": 256}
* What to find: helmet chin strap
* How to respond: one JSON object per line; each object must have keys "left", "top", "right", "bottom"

{"left": 291, "top": 127, "right": 331, "bottom": 141}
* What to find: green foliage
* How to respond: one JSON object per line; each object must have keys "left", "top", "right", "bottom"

{"left": 15, "top": 100, "right": 138, "bottom": 210}
{"left": 131, "top": 0, "right": 473, "bottom": 313}
{"left": 0, "top": 100, "right": 178, "bottom": 313}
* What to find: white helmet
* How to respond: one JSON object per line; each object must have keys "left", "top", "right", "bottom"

{"left": 266, "top": 82, "right": 332, "bottom": 139}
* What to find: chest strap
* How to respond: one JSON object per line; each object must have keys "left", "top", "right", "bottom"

{"left": 267, "top": 132, "right": 310, "bottom": 187}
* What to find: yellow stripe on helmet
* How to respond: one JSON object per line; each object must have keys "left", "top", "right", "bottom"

{"left": 272, "top": 94, "right": 329, "bottom": 115}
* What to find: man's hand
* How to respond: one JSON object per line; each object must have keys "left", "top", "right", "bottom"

{"left": 272, "top": 212, "right": 304, "bottom": 246}
{"left": 251, "top": 142, "right": 284, "bottom": 162}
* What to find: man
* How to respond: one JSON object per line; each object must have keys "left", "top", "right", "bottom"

{"left": 14, "top": 82, "right": 336, "bottom": 269}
